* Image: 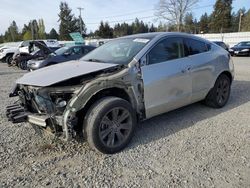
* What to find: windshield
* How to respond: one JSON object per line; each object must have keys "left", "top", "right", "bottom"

{"left": 237, "top": 42, "right": 250, "bottom": 47}
{"left": 81, "top": 38, "right": 150, "bottom": 65}
{"left": 54, "top": 47, "right": 70, "bottom": 55}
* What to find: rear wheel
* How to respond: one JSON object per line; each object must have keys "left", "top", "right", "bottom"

{"left": 204, "top": 74, "right": 231, "bottom": 108}
{"left": 84, "top": 97, "right": 136, "bottom": 154}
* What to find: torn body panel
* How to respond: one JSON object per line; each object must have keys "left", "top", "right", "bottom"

{"left": 7, "top": 61, "right": 145, "bottom": 140}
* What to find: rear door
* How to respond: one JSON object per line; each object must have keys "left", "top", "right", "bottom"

{"left": 141, "top": 37, "right": 192, "bottom": 118}
{"left": 183, "top": 38, "right": 214, "bottom": 102}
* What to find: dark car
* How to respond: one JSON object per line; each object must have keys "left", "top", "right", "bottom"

{"left": 213, "top": 41, "right": 229, "bottom": 51}
{"left": 229, "top": 41, "right": 250, "bottom": 56}
{"left": 27, "top": 45, "right": 96, "bottom": 70}
{"left": 11, "top": 41, "right": 60, "bottom": 70}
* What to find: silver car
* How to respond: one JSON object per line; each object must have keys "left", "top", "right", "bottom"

{"left": 6, "top": 32, "right": 234, "bottom": 154}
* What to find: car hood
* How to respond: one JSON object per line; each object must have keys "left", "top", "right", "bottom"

{"left": 17, "top": 60, "right": 119, "bottom": 87}
{"left": 32, "top": 41, "right": 53, "bottom": 55}
{"left": 231, "top": 46, "right": 250, "bottom": 50}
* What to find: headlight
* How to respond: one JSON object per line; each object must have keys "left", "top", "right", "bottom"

{"left": 241, "top": 49, "right": 250, "bottom": 52}
{"left": 0, "top": 48, "right": 7, "bottom": 53}
{"left": 229, "top": 49, "right": 234, "bottom": 52}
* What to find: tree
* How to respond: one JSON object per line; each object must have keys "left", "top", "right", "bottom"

{"left": 58, "top": 2, "right": 79, "bottom": 40}
{"left": 4, "top": 21, "right": 20, "bottom": 42}
{"left": 199, "top": 13, "right": 209, "bottom": 33}
{"left": 155, "top": 0, "right": 198, "bottom": 31}
{"left": 209, "top": 0, "right": 233, "bottom": 33}
{"left": 0, "top": 35, "right": 4, "bottom": 43}
{"left": 242, "top": 9, "right": 250, "bottom": 31}
{"left": 184, "top": 13, "right": 195, "bottom": 33}
{"left": 48, "top": 28, "right": 59, "bottom": 39}
{"left": 38, "top": 19, "right": 46, "bottom": 39}
{"left": 77, "top": 17, "right": 87, "bottom": 35}
{"left": 23, "top": 31, "right": 32, "bottom": 40}
{"left": 95, "top": 21, "right": 113, "bottom": 38}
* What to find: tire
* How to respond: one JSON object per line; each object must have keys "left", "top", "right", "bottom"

{"left": 84, "top": 97, "right": 136, "bottom": 154}
{"left": 204, "top": 74, "right": 231, "bottom": 108}
{"left": 20, "top": 61, "right": 28, "bottom": 70}
{"left": 6, "top": 55, "right": 13, "bottom": 65}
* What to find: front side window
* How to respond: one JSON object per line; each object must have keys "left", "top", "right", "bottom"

{"left": 70, "top": 47, "right": 82, "bottom": 55}
{"left": 184, "top": 38, "right": 208, "bottom": 56}
{"left": 148, "top": 38, "right": 184, "bottom": 65}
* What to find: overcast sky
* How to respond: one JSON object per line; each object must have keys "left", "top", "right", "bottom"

{"left": 0, "top": 0, "right": 249, "bottom": 34}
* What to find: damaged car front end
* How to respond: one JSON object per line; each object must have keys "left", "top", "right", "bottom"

{"left": 6, "top": 58, "right": 144, "bottom": 141}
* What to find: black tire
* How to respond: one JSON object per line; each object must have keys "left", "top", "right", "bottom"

{"left": 20, "top": 61, "right": 28, "bottom": 70}
{"left": 204, "top": 74, "right": 231, "bottom": 108}
{"left": 84, "top": 97, "right": 136, "bottom": 154}
{"left": 6, "top": 55, "right": 13, "bottom": 65}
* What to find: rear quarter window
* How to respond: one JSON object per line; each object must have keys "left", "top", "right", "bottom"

{"left": 184, "top": 38, "right": 209, "bottom": 56}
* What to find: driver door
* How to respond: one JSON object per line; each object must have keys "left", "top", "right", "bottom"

{"left": 141, "top": 37, "right": 192, "bottom": 118}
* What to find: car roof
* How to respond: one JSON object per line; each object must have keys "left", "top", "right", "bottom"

{"left": 119, "top": 32, "right": 209, "bottom": 42}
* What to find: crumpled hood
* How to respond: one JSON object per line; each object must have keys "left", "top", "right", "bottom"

{"left": 17, "top": 60, "right": 119, "bottom": 87}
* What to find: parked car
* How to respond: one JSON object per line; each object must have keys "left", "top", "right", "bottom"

{"left": 11, "top": 41, "right": 60, "bottom": 70}
{"left": 27, "top": 45, "right": 96, "bottom": 70}
{"left": 0, "top": 40, "right": 60, "bottom": 64}
{"left": 6, "top": 32, "right": 234, "bottom": 154}
{"left": 0, "top": 42, "right": 19, "bottom": 64}
{"left": 213, "top": 41, "right": 229, "bottom": 51}
{"left": 229, "top": 41, "right": 250, "bottom": 56}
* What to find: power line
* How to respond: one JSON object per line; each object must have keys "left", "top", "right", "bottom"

{"left": 87, "top": 9, "right": 155, "bottom": 20}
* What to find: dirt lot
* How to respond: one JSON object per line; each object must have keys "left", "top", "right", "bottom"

{"left": 0, "top": 57, "right": 250, "bottom": 188}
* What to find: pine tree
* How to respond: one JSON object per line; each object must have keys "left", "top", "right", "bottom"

{"left": 209, "top": 0, "right": 233, "bottom": 33}
{"left": 184, "top": 13, "right": 195, "bottom": 33}
{"left": 4, "top": 21, "right": 20, "bottom": 42}
{"left": 95, "top": 21, "right": 113, "bottom": 38}
{"left": 48, "top": 28, "right": 59, "bottom": 39}
{"left": 199, "top": 13, "right": 209, "bottom": 33}
{"left": 58, "top": 2, "right": 79, "bottom": 40}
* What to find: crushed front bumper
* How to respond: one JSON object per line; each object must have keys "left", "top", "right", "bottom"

{"left": 6, "top": 104, "right": 62, "bottom": 128}
{"left": 6, "top": 104, "right": 29, "bottom": 123}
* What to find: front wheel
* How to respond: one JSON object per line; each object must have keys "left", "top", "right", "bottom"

{"left": 204, "top": 74, "right": 231, "bottom": 108}
{"left": 6, "top": 55, "right": 13, "bottom": 65}
{"left": 84, "top": 97, "right": 136, "bottom": 154}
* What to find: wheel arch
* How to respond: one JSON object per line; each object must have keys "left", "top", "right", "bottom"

{"left": 74, "top": 87, "right": 138, "bottom": 132}
{"left": 217, "top": 71, "right": 233, "bottom": 84}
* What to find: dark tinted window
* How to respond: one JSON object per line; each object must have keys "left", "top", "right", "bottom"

{"left": 148, "top": 38, "right": 184, "bottom": 65}
{"left": 184, "top": 38, "right": 208, "bottom": 56}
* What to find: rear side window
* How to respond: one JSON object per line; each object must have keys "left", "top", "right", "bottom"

{"left": 148, "top": 38, "right": 184, "bottom": 65}
{"left": 184, "top": 38, "right": 208, "bottom": 56}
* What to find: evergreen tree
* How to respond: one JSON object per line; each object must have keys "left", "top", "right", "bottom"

{"left": 209, "top": 0, "right": 233, "bottom": 33}
{"left": 58, "top": 2, "right": 79, "bottom": 40}
{"left": 95, "top": 21, "right": 113, "bottom": 38}
{"left": 4, "top": 21, "right": 20, "bottom": 42}
{"left": 199, "top": 13, "right": 209, "bottom": 33}
{"left": 48, "top": 28, "right": 59, "bottom": 39}
{"left": 184, "top": 13, "right": 195, "bottom": 33}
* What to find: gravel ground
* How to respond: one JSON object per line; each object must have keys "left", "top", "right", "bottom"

{"left": 0, "top": 57, "right": 250, "bottom": 188}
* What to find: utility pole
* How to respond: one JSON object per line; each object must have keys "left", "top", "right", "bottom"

{"left": 238, "top": 11, "right": 243, "bottom": 32}
{"left": 77, "top": 7, "right": 84, "bottom": 35}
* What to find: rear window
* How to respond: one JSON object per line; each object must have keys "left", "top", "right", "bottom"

{"left": 184, "top": 38, "right": 208, "bottom": 56}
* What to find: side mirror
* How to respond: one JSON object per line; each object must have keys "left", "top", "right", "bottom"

{"left": 140, "top": 55, "right": 147, "bottom": 67}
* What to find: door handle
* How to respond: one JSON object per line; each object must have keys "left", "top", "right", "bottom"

{"left": 181, "top": 66, "right": 192, "bottom": 73}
